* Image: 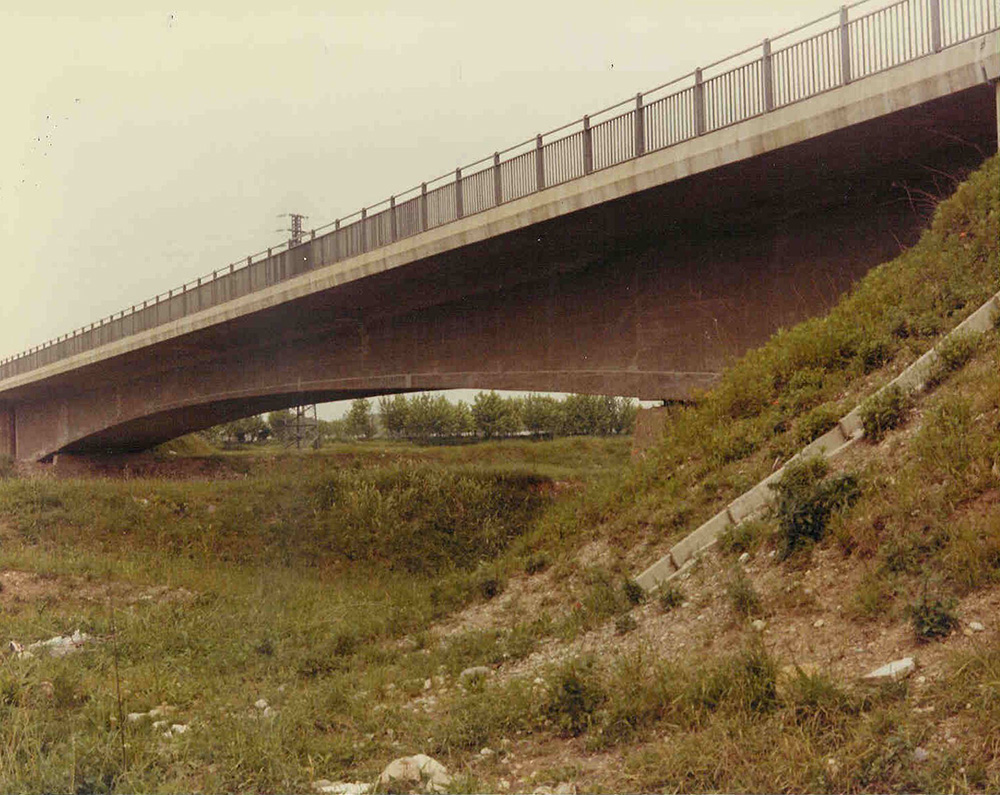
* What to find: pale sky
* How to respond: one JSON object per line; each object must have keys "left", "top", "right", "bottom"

{"left": 2, "top": 0, "right": 845, "bottom": 415}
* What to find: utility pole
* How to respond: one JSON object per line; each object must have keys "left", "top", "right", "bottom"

{"left": 277, "top": 212, "right": 318, "bottom": 450}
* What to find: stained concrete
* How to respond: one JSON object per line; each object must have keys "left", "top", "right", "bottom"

{"left": 1, "top": 32, "right": 998, "bottom": 461}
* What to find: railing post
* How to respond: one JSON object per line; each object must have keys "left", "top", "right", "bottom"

{"left": 455, "top": 168, "right": 464, "bottom": 219}
{"left": 583, "top": 115, "right": 593, "bottom": 175}
{"left": 839, "top": 6, "right": 852, "bottom": 85}
{"left": 634, "top": 93, "right": 645, "bottom": 157}
{"left": 420, "top": 183, "right": 428, "bottom": 231}
{"left": 762, "top": 38, "right": 774, "bottom": 112}
{"left": 390, "top": 195, "right": 397, "bottom": 242}
{"left": 929, "top": 0, "right": 942, "bottom": 53}
{"left": 694, "top": 68, "right": 706, "bottom": 136}
{"left": 360, "top": 208, "right": 367, "bottom": 252}
{"left": 535, "top": 134, "right": 545, "bottom": 191}
{"left": 493, "top": 153, "right": 502, "bottom": 207}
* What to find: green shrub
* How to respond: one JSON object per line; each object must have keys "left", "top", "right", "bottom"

{"left": 855, "top": 338, "right": 893, "bottom": 374}
{"left": 927, "top": 333, "right": 980, "bottom": 388}
{"left": 545, "top": 658, "right": 607, "bottom": 736}
{"left": 477, "top": 574, "right": 504, "bottom": 601}
{"left": 907, "top": 591, "right": 959, "bottom": 641}
{"left": 860, "top": 385, "right": 912, "bottom": 443}
{"left": 770, "top": 458, "right": 861, "bottom": 559}
{"left": 718, "top": 519, "right": 769, "bottom": 556}
{"left": 614, "top": 614, "right": 638, "bottom": 635}
{"left": 621, "top": 579, "right": 646, "bottom": 606}
{"left": 796, "top": 404, "right": 842, "bottom": 446}
{"left": 657, "top": 583, "right": 685, "bottom": 612}
{"left": 726, "top": 568, "right": 763, "bottom": 619}
{"left": 524, "top": 552, "right": 550, "bottom": 575}
{"left": 687, "top": 642, "right": 778, "bottom": 715}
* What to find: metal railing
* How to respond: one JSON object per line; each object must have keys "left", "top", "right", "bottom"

{"left": 2, "top": 0, "right": 997, "bottom": 383}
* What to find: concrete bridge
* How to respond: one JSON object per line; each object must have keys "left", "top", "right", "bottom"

{"left": 2, "top": 0, "right": 999, "bottom": 461}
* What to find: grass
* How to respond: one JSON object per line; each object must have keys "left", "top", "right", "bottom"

{"left": 573, "top": 153, "right": 999, "bottom": 566}
{"left": 0, "top": 155, "right": 997, "bottom": 793}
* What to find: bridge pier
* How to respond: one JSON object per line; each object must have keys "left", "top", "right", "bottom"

{"left": 0, "top": 406, "right": 14, "bottom": 459}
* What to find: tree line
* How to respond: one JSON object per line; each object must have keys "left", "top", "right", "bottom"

{"left": 203, "top": 392, "right": 637, "bottom": 446}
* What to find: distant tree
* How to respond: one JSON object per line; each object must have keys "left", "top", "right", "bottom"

{"left": 318, "top": 418, "right": 349, "bottom": 443}
{"left": 472, "top": 391, "right": 521, "bottom": 439}
{"left": 449, "top": 400, "right": 475, "bottom": 437}
{"left": 201, "top": 415, "right": 268, "bottom": 446}
{"left": 267, "top": 409, "right": 296, "bottom": 442}
{"left": 606, "top": 396, "right": 638, "bottom": 435}
{"left": 556, "top": 394, "right": 594, "bottom": 435}
{"left": 521, "top": 394, "right": 561, "bottom": 437}
{"left": 379, "top": 394, "right": 411, "bottom": 439}
{"left": 343, "top": 399, "right": 376, "bottom": 439}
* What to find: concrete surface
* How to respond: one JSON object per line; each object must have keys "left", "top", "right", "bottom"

{"left": 1, "top": 32, "right": 998, "bottom": 461}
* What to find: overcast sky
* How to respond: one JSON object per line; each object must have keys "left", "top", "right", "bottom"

{"left": 2, "top": 0, "right": 844, "bottom": 414}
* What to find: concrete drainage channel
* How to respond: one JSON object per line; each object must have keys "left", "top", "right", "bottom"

{"left": 635, "top": 289, "right": 1000, "bottom": 592}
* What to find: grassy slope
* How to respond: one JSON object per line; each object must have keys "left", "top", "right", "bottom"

{"left": 0, "top": 156, "right": 996, "bottom": 793}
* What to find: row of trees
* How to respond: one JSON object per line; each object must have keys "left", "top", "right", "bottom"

{"left": 343, "top": 392, "right": 637, "bottom": 441}
{"left": 203, "top": 392, "right": 638, "bottom": 446}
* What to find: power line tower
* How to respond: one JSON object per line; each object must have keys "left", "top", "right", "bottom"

{"left": 282, "top": 404, "right": 320, "bottom": 450}
{"left": 276, "top": 212, "right": 318, "bottom": 449}
{"left": 277, "top": 212, "right": 308, "bottom": 247}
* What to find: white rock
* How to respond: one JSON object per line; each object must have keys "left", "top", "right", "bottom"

{"left": 126, "top": 712, "right": 148, "bottom": 723}
{"left": 22, "top": 630, "right": 91, "bottom": 658}
{"left": 170, "top": 723, "right": 188, "bottom": 735}
{"left": 738, "top": 552, "right": 750, "bottom": 564}
{"left": 254, "top": 698, "right": 269, "bottom": 710}
{"left": 459, "top": 666, "right": 491, "bottom": 684}
{"left": 969, "top": 621, "right": 985, "bottom": 632}
{"left": 262, "top": 706, "right": 276, "bottom": 718}
{"left": 863, "top": 657, "right": 915, "bottom": 682}
{"left": 312, "top": 781, "right": 372, "bottom": 795}
{"left": 379, "top": 754, "right": 452, "bottom": 794}
{"left": 423, "top": 678, "right": 432, "bottom": 691}
{"left": 751, "top": 619, "right": 767, "bottom": 632}
{"left": 480, "top": 747, "right": 494, "bottom": 757}
{"left": 912, "top": 747, "right": 929, "bottom": 763}
{"left": 553, "top": 784, "right": 577, "bottom": 795}
{"left": 152, "top": 720, "right": 168, "bottom": 730}
{"left": 813, "top": 619, "right": 825, "bottom": 628}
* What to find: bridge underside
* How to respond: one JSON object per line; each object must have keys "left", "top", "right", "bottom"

{"left": 1, "top": 81, "right": 997, "bottom": 461}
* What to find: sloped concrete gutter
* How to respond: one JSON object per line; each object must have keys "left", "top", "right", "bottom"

{"left": 635, "top": 289, "right": 1000, "bottom": 591}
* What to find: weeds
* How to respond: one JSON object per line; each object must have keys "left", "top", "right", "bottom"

{"left": 770, "top": 458, "right": 861, "bottom": 559}
{"left": 621, "top": 579, "right": 645, "bottom": 606}
{"left": 907, "top": 590, "right": 959, "bottom": 641}
{"left": 657, "top": 582, "right": 685, "bottom": 612}
{"left": 927, "top": 332, "right": 979, "bottom": 387}
{"left": 545, "top": 658, "right": 607, "bottom": 736}
{"left": 860, "top": 385, "right": 912, "bottom": 443}
{"left": 718, "top": 519, "right": 769, "bottom": 556}
{"left": 726, "top": 568, "right": 763, "bottom": 619}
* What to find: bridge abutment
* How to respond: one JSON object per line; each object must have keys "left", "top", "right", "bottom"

{"left": 0, "top": 406, "right": 14, "bottom": 459}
